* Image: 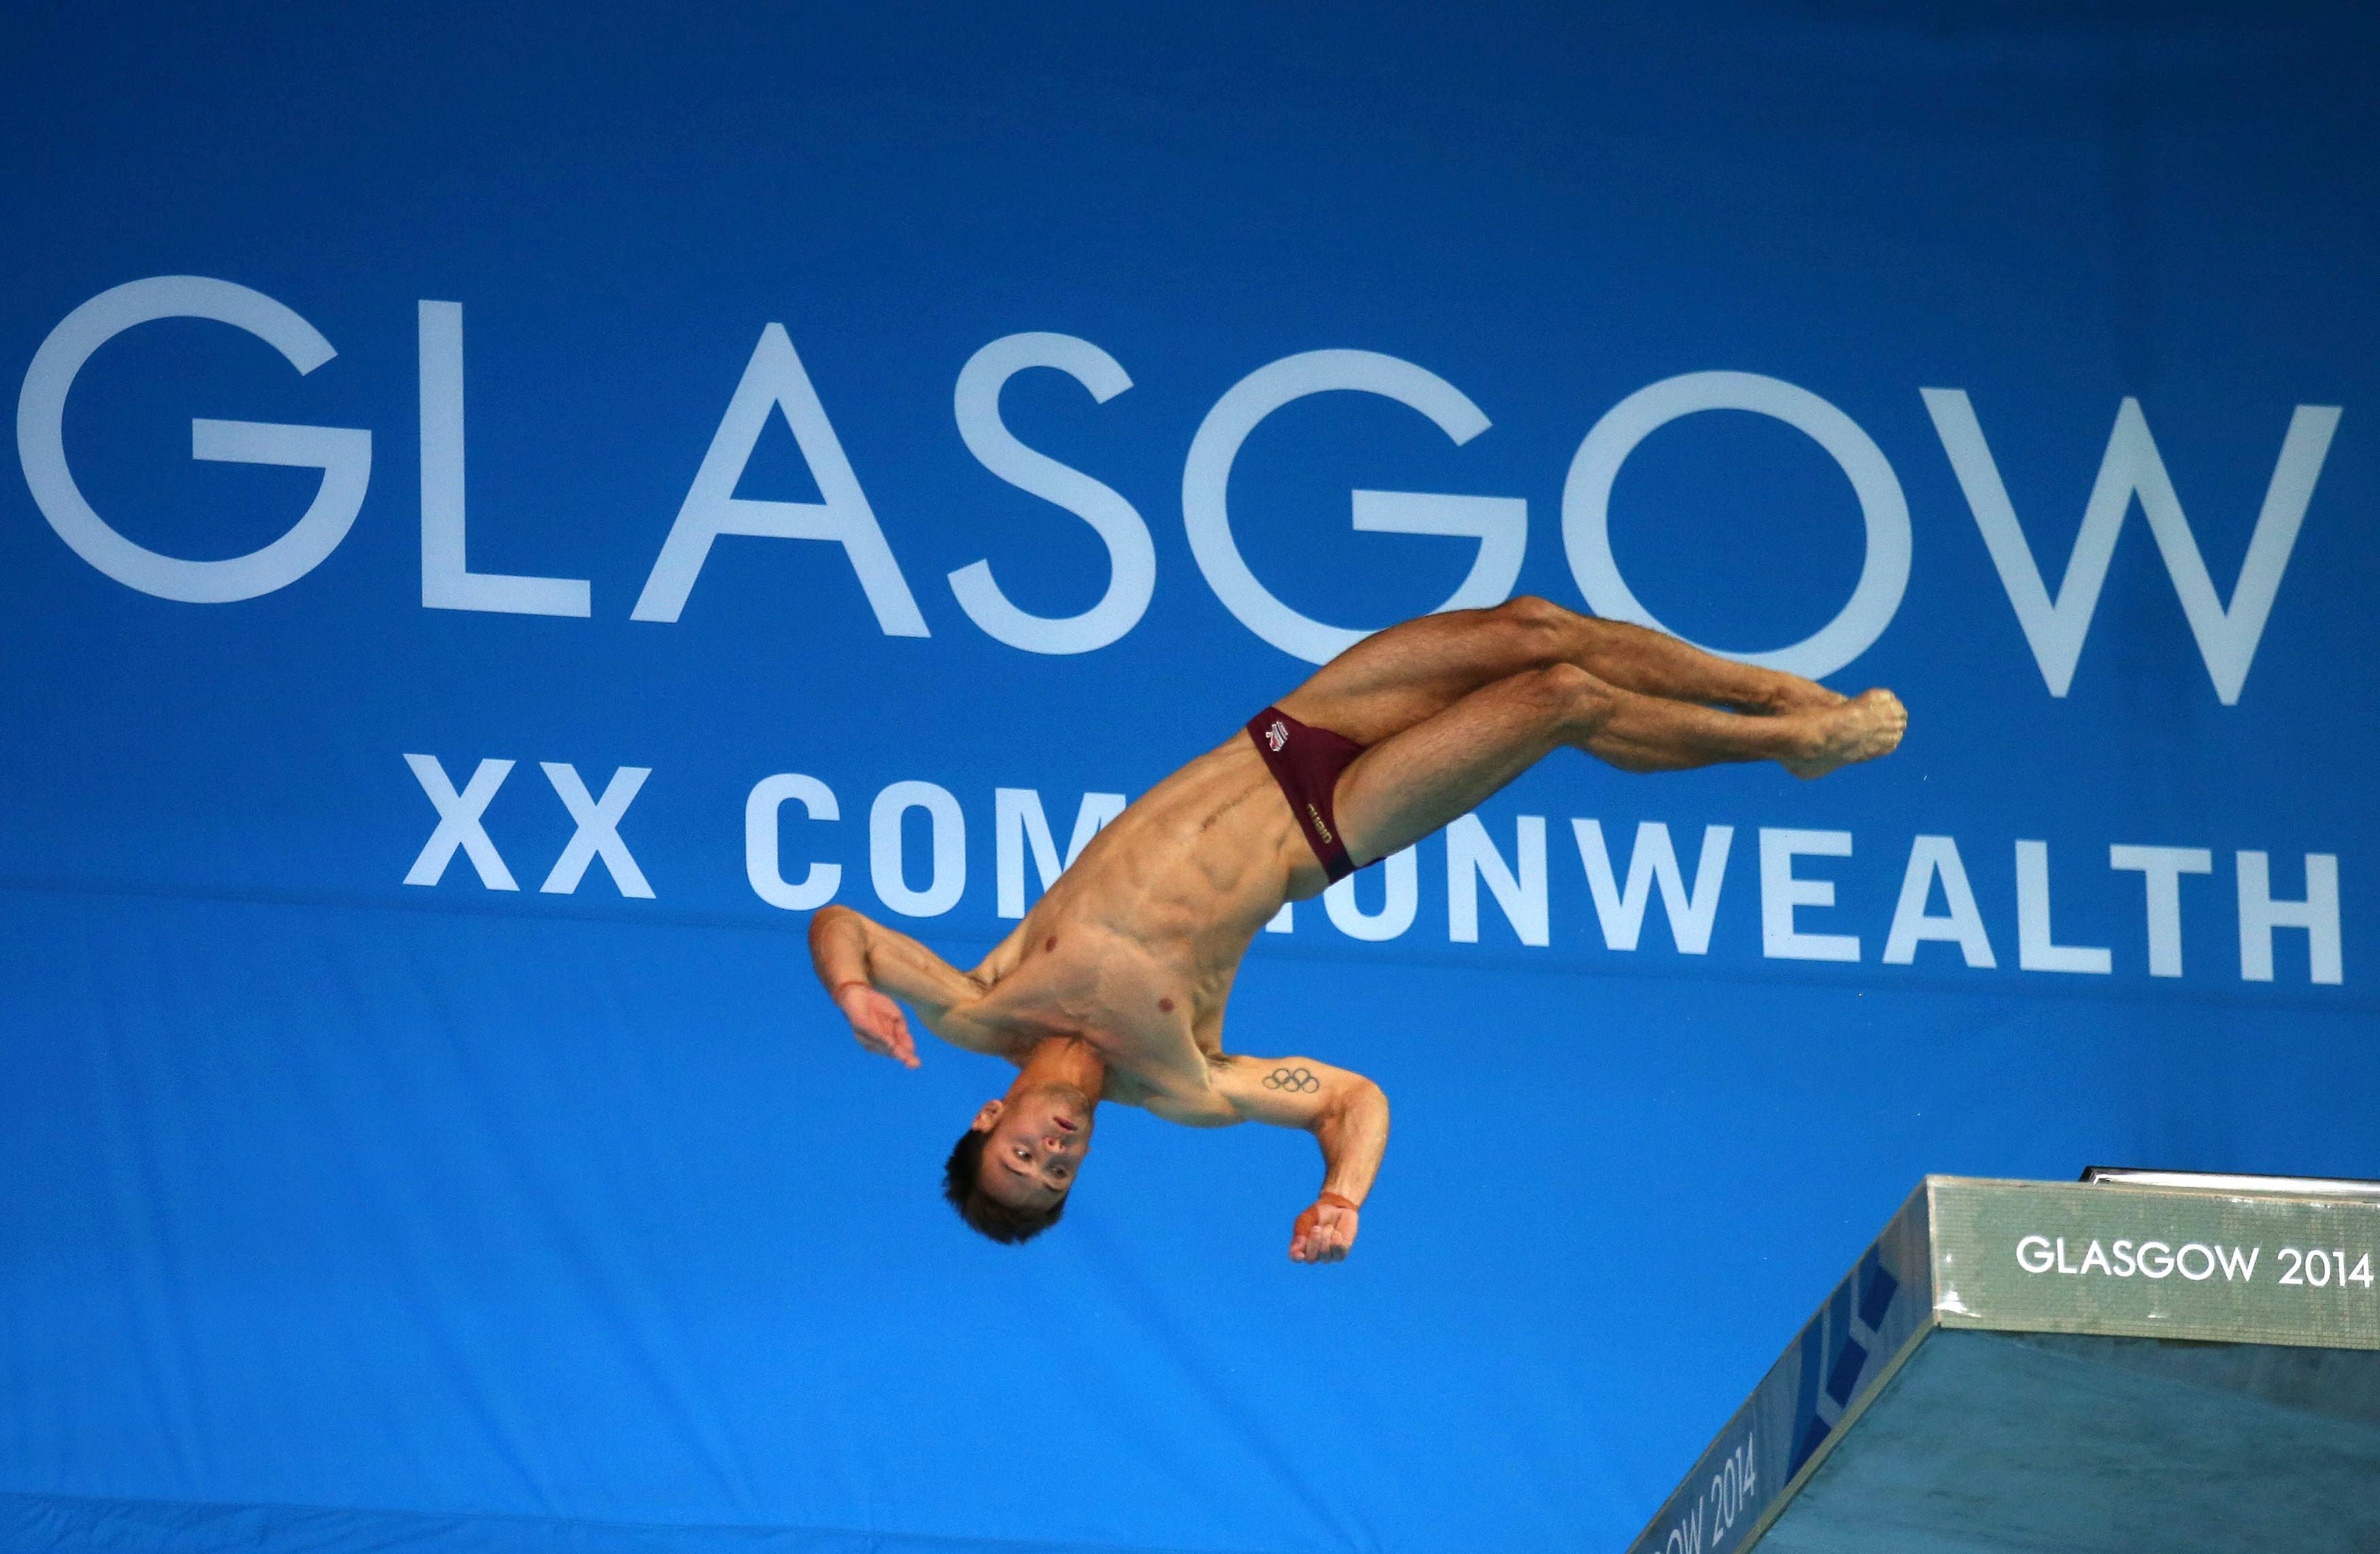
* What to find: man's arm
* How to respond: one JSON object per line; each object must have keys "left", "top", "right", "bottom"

{"left": 806, "top": 905, "right": 1015, "bottom": 1067}
{"left": 1207, "top": 1056, "right": 1390, "bottom": 1264}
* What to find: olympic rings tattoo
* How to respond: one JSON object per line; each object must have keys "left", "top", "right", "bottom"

{"left": 1261, "top": 1066, "right": 1321, "bottom": 1093}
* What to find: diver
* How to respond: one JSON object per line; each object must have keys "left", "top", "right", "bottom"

{"left": 809, "top": 597, "right": 1905, "bottom": 1261}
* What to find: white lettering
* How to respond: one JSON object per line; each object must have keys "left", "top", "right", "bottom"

{"left": 1563, "top": 372, "right": 1910, "bottom": 679}
{"left": 2020, "top": 1234, "right": 2258, "bottom": 1281}
{"left": 870, "top": 780, "right": 965, "bottom": 917}
{"left": 1183, "top": 349, "right": 1525, "bottom": 663}
{"left": 1663, "top": 1501, "right": 1704, "bottom": 1554}
{"left": 2016, "top": 840, "right": 2111, "bottom": 973}
{"left": 1446, "top": 814, "right": 1549, "bottom": 946}
{"left": 2109, "top": 844, "right": 2212, "bottom": 977}
{"left": 417, "top": 301, "right": 590, "bottom": 616}
{"left": 633, "top": 324, "right": 927, "bottom": 632}
{"left": 537, "top": 763, "right": 653, "bottom": 897}
{"left": 2237, "top": 850, "right": 2343, "bottom": 984}
{"left": 948, "top": 333, "right": 1153, "bottom": 654}
{"left": 1572, "top": 820, "right": 1731, "bottom": 954}
{"left": 1922, "top": 389, "right": 2339, "bottom": 704}
{"left": 401, "top": 755, "right": 517, "bottom": 890}
{"left": 18, "top": 276, "right": 371, "bottom": 602}
{"left": 745, "top": 774, "right": 841, "bottom": 911}
{"left": 1758, "top": 829, "right": 1858, "bottom": 961}
{"left": 1882, "top": 834, "right": 1995, "bottom": 967}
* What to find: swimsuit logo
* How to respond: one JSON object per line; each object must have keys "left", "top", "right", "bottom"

{"left": 1264, "top": 720, "right": 1288, "bottom": 753}
{"left": 1306, "top": 803, "right": 1333, "bottom": 844}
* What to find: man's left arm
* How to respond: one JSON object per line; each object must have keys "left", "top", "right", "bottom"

{"left": 1210, "top": 1056, "right": 1389, "bottom": 1264}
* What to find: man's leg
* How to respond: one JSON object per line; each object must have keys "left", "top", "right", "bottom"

{"left": 1329, "top": 663, "right": 1903, "bottom": 865}
{"left": 1276, "top": 595, "right": 1840, "bottom": 747}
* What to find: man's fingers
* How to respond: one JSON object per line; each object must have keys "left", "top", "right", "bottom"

{"left": 1289, "top": 1200, "right": 1359, "bottom": 1264}
{"left": 850, "top": 1017, "right": 920, "bottom": 1069}
{"left": 1316, "top": 1208, "right": 1355, "bottom": 1262}
{"left": 1290, "top": 1202, "right": 1325, "bottom": 1261}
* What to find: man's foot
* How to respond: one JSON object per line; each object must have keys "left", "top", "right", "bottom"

{"left": 1780, "top": 689, "right": 1906, "bottom": 778}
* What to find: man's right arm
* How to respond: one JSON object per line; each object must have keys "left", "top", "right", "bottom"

{"left": 807, "top": 905, "right": 1013, "bottom": 1067}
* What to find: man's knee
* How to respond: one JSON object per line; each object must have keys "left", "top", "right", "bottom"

{"left": 1520, "top": 661, "right": 1615, "bottom": 731}
{"left": 1484, "top": 595, "right": 1580, "bottom": 664}
{"left": 1490, "top": 594, "right": 1571, "bottom": 632}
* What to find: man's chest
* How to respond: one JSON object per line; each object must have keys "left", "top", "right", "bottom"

{"left": 978, "top": 935, "right": 1223, "bottom": 1078}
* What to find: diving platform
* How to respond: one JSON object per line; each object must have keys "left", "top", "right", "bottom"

{"left": 1627, "top": 1172, "right": 2380, "bottom": 1553}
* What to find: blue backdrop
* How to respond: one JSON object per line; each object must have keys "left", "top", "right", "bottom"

{"left": 4, "top": 4, "right": 2376, "bottom": 1550}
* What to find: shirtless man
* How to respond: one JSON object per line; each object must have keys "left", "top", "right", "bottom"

{"left": 808, "top": 596, "right": 1906, "bottom": 1263}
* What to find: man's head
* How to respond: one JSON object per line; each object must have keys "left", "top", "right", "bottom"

{"left": 942, "top": 1080, "right": 1093, "bottom": 1244}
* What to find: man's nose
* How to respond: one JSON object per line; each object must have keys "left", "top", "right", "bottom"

{"left": 1042, "top": 1133, "right": 1072, "bottom": 1152}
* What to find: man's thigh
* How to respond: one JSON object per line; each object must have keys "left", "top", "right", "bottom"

{"left": 1329, "top": 669, "right": 1588, "bottom": 867}
{"left": 1273, "top": 604, "right": 1556, "bottom": 746}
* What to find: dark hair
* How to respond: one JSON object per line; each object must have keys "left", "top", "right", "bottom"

{"left": 942, "top": 1126, "right": 1066, "bottom": 1244}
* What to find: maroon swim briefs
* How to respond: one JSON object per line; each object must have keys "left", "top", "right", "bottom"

{"left": 1246, "top": 705, "right": 1370, "bottom": 883}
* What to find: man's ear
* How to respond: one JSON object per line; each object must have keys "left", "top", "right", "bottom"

{"left": 970, "top": 1099, "right": 1005, "bottom": 1133}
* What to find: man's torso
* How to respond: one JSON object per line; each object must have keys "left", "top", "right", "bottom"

{"left": 923, "top": 731, "right": 1329, "bottom": 1115}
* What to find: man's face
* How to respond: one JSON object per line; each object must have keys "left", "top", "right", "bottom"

{"left": 970, "top": 1082, "right": 1093, "bottom": 1211}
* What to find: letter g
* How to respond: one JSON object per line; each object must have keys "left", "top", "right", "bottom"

{"left": 18, "top": 276, "right": 371, "bottom": 602}
{"left": 1183, "top": 350, "right": 1527, "bottom": 664}
{"left": 2016, "top": 1234, "right": 2054, "bottom": 1273}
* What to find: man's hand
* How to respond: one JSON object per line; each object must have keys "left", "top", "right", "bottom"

{"left": 834, "top": 981, "right": 919, "bottom": 1069}
{"left": 1289, "top": 1192, "right": 1360, "bottom": 1264}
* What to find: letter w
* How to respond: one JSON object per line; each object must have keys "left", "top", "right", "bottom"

{"left": 1573, "top": 820, "right": 1731, "bottom": 953}
{"left": 1922, "top": 390, "right": 2339, "bottom": 704}
{"left": 2215, "top": 1244, "right": 2260, "bottom": 1282}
